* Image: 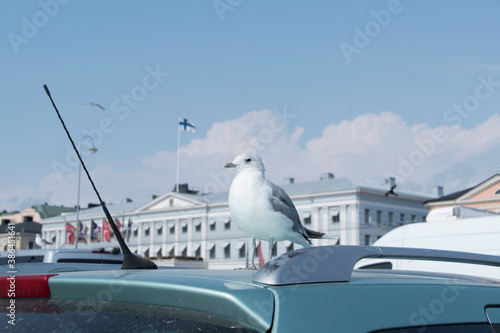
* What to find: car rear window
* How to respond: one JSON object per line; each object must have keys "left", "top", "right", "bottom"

{"left": 0, "top": 299, "right": 257, "bottom": 332}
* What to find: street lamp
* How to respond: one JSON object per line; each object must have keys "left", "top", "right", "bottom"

{"left": 75, "top": 135, "right": 98, "bottom": 249}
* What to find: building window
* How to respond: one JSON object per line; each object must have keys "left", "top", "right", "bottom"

{"left": 209, "top": 221, "right": 216, "bottom": 231}
{"left": 182, "top": 224, "right": 188, "bottom": 233}
{"left": 157, "top": 226, "right": 162, "bottom": 236}
{"left": 224, "top": 219, "right": 231, "bottom": 230}
{"left": 272, "top": 242, "right": 277, "bottom": 257}
{"left": 286, "top": 243, "right": 294, "bottom": 252}
{"left": 195, "top": 222, "right": 201, "bottom": 232}
{"left": 388, "top": 212, "right": 394, "bottom": 224}
{"left": 303, "top": 213, "right": 311, "bottom": 225}
{"left": 364, "top": 209, "right": 370, "bottom": 224}
{"left": 157, "top": 248, "right": 162, "bottom": 258}
{"left": 239, "top": 244, "right": 246, "bottom": 258}
{"left": 376, "top": 211, "right": 382, "bottom": 225}
{"left": 411, "top": 214, "right": 416, "bottom": 222}
{"left": 495, "top": 188, "right": 500, "bottom": 195}
{"left": 181, "top": 247, "right": 187, "bottom": 257}
{"left": 364, "top": 235, "right": 371, "bottom": 245}
{"left": 133, "top": 229, "right": 138, "bottom": 237}
{"left": 1, "top": 219, "right": 10, "bottom": 225}
{"left": 400, "top": 213, "right": 405, "bottom": 222}
{"left": 145, "top": 227, "right": 150, "bottom": 237}
{"left": 209, "top": 245, "right": 215, "bottom": 259}
{"left": 29, "top": 241, "right": 34, "bottom": 249}
{"left": 331, "top": 212, "right": 340, "bottom": 223}
{"left": 169, "top": 225, "right": 175, "bottom": 234}
{"left": 224, "top": 243, "right": 231, "bottom": 259}
{"left": 169, "top": 198, "right": 174, "bottom": 207}
{"left": 23, "top": 216, "right": 33, "bottom": 222}
{"left": 194, "top": 246, "right": 201, "bottom": 257}
{"left": 169, "top": 246, "right": 175, "bottom": 256}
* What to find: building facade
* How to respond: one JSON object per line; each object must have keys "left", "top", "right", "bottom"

{"left": 0, "top": 204, "right": 75, "bottom": 251}
{"left": 40, "top": 177, "right": 433, "bottom": 269}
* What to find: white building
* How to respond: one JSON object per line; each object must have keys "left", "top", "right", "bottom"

{"left": 40, "top": 176, "right": 433, "bottom": 269}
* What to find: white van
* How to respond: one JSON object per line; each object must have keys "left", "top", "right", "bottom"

{"left": 358, "top": 214, "right": 500, "bottom": 280}
{"left": 0, "top": 248, "right": 123, "bottom": 265}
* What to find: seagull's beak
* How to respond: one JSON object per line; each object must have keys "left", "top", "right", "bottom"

{"left": 224, "top": 162, "right": 237, "bottom": 168}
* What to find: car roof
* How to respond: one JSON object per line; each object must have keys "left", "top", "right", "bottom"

{"left": 4, "top": 245, "right": 500, "bottom": 332}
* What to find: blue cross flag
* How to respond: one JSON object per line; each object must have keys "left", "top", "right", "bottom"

{"left": 179, "top": 118, "right": 196, "bottom": 132}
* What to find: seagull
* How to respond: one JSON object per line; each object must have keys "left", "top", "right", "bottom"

{"left": 83, "top": 102, "right": 105, "bottom": 110}
{"left": 224, "top": 153, "right": 336, "bottom": 267}
{"left": 385, "top": 184, "right": 398, "bottom": 197}
{"left": 36, "top": 234, "right": 53, "bottom": 247}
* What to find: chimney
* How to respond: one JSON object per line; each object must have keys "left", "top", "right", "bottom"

{"left": 387, "top": 177, "right": 396, "bottom": 188}
{"left": 283, "top": 177, "right": 294, "bottom": 184}
{"left": 432, "top": 186, "right": 444, "bottom": 197}
{"left": 320, "top": 173, "right": 334, "bottom": 180}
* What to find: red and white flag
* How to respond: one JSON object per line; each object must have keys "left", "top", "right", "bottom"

{"left": 66, "top": 222, "right": 76, "bottom": 245}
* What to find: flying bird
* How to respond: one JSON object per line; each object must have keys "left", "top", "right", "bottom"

{"left": 224, "top": 153, "right": 336, "bottom": 267}
{"left": 36, "top": 234, "right": 53, "bottom": 247}
{"left": 385, "top": 184, "right": 398, "bottom": 197}
{"left": 83, "top": 102, "right": 105, "bottom": 110}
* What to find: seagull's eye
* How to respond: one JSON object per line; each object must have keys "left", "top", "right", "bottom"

{"left": 245, "top": 158, "right": 252, "bottom": 163}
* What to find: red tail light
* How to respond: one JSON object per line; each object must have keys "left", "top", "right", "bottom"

{"left": 0, "top": 274, "right": 58, "bottom": 298}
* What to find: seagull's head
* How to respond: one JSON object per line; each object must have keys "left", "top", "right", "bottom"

{"left": 224, "top": 153, "right": 265, "bottom": 173}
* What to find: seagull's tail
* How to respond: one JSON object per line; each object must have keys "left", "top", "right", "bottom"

{"left": 305, "top": 228, "right": 339, "bottom": 245}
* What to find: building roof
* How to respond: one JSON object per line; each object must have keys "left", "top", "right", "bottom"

{"left": 32, "top": 204, "right": 76, "bottom": 219}
{"left": 424, "top": 187, "right": 473, "bottom": 204}
{"left": 41, "top": 200, "right": 146, "bottom": 223}
{"left": 424, "top": 173, "right": 500, "bottom": 204}
{"left": 41, "top": 177, "right": 435, "bottom": 222}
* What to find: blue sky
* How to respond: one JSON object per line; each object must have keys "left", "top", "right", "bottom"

{"left": 1, "top": 1, "right": 500, "bottom": 211}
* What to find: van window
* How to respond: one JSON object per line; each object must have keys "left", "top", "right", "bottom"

{"left": 57, "top": 258, "right": 123, "bottom": 264}
{"left": 0, "top": 256, "right": 44, "bottom": 265}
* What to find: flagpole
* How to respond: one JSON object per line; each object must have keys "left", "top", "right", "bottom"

{"left": 176, "top": 119, "right": 181, "bottom": 192}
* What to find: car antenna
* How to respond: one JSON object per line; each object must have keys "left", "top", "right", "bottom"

{"left": 43, "top": 84, "right": 157, "bottom": 270}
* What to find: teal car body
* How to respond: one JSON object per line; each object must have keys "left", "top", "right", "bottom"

{"left": 2, "top": 246, "right": 500, "bottom": 332}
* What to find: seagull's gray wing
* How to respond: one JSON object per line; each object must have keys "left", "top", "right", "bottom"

{"left": 268, "top": 181, "right": 309, "bottom": 237}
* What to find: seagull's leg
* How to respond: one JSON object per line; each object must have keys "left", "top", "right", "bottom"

{"left": 269, "top": 238, "right": 274, "bottom": 260}
{"left": 251, "top": 237, "right": 256, "bottom": 269}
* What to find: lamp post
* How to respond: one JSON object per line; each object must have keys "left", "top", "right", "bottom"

{"left": 75, "top": 135, "right": 98, "bottom": 249}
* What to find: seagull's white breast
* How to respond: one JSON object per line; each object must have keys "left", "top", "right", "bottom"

{"left": 228, "top": 171, "right": 294, "bottom": 242}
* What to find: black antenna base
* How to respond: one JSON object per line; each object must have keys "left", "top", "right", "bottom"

{"left": 122, "top": 253, "right": 158, "bottom": 270}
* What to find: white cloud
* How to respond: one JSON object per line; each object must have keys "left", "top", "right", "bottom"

{"left": 3, "top": 110, "right": 500, "bottom": 211}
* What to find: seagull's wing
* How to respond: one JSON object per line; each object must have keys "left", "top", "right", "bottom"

{"left": 267, "top": 181, "right": 308, "bottom": 236}
{"left": 95, "top": 103, "right": 105, "bottom": 110}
